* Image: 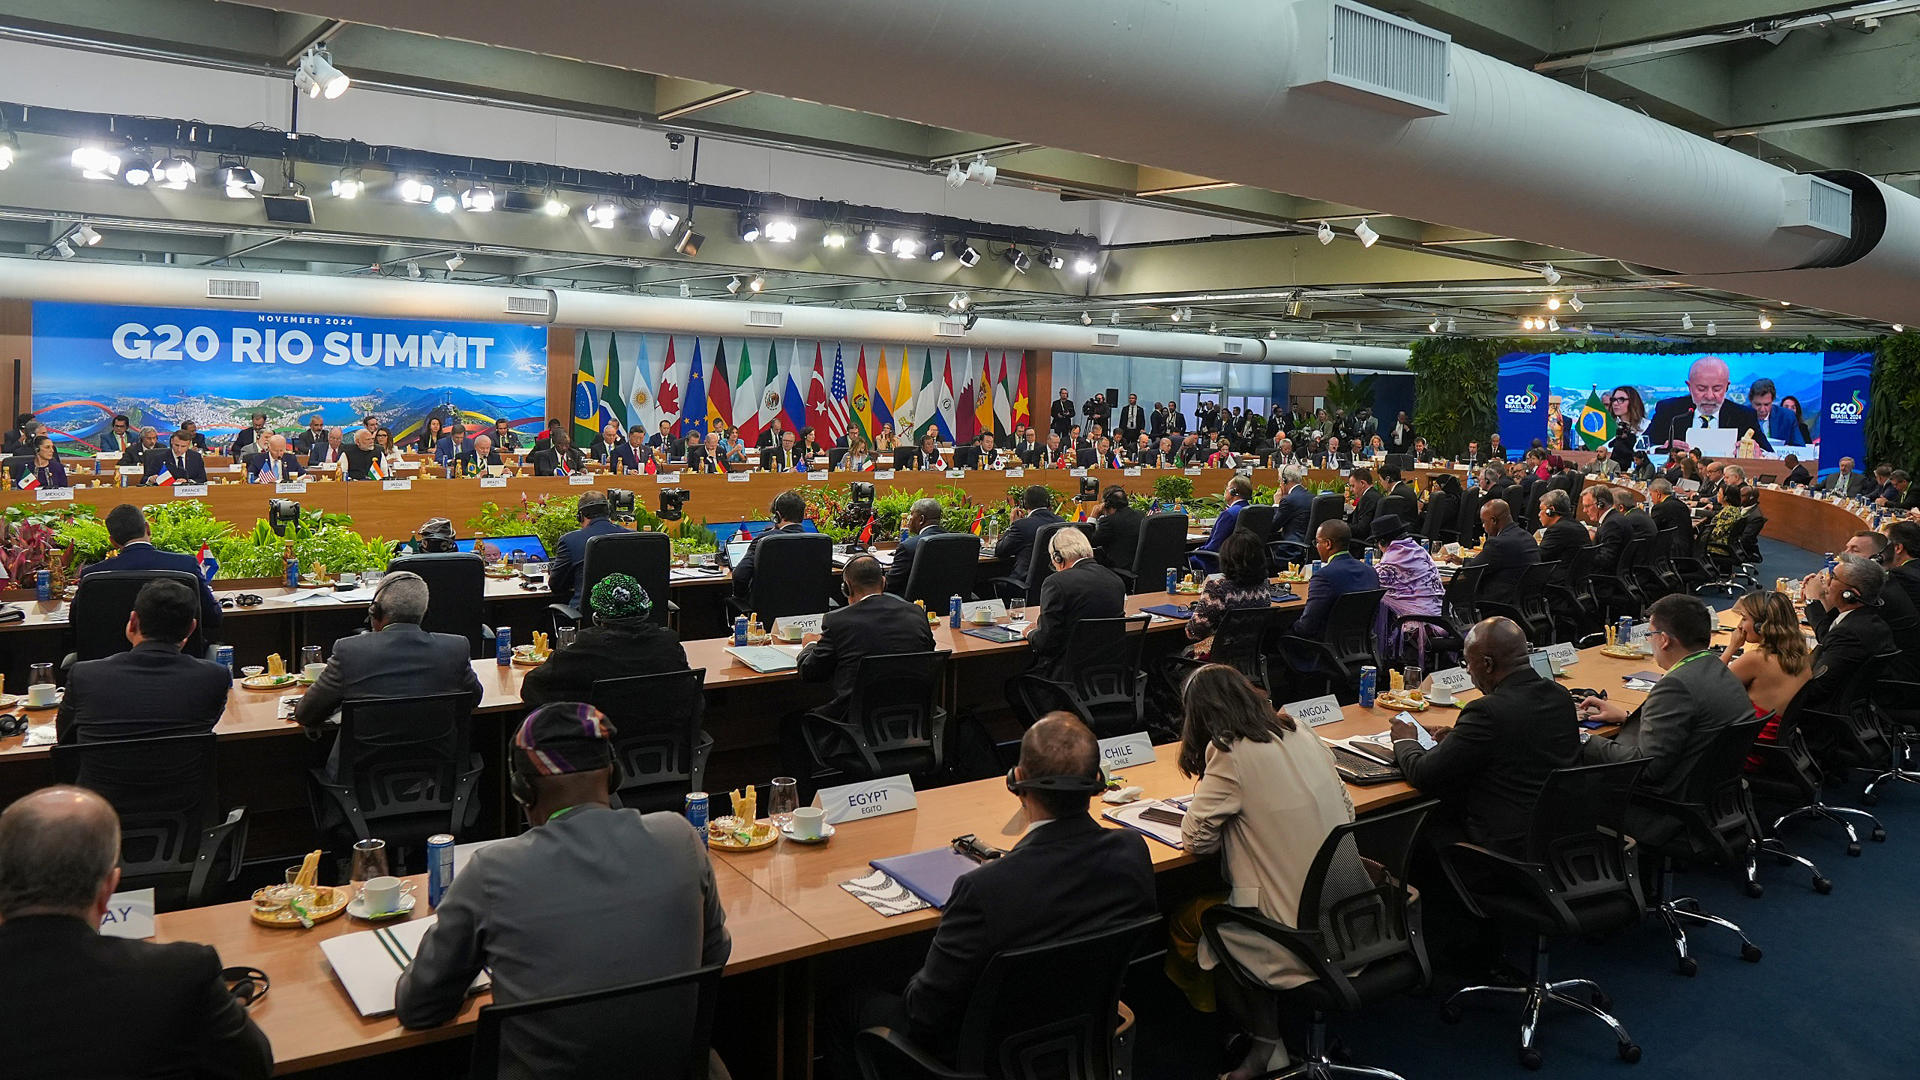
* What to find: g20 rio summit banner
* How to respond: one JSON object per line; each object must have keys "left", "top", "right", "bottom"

{"left": 29, "top": 302, "right": 548, "bottom": 455}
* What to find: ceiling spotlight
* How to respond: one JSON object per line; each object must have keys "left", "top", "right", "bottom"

{"left": 585, "top": 199, "right": 621, "bottom": 229}
{"left": 725, "top": 276, "right": 742, "bottom": 294}
{"left": 0, "top": 139, "right": 13, "bottom": 171}
{"left": 1778, "top": 299, "right": 1790, "bottom": 307}
{"left": 1896, "top": 324, "right": 1906, "bottom": 333}
{"left": 945, "top": 162, "right": 966, "bottom": 188}
{"left": 956, "top": 242, "right": 981, "bottom": 267}
{"left": 645, "top": 205, "right": 680, "bottom": 237}
{"left": 1428, "top": 318, "right": 1442, "bottom": 333}
{"left": 1110, "top": 311, "right": 1121, "bottom": 325}
{"left": 948, "top": 294, "right": 963, "bottom": 311}
{"left": 738, "top": 214, "right": 762, "bottom": 243}
{"left": 862, "top": 228, "right": 885, "bottom": 254}
{"left": 1081, "top": 311, "right": 1093, "bottom": 325}
{"left": 1267, "top": 329, "right": 1279, "bottom": 339}
{"left": 1317, "top": 221, "right": 1335, "bottom": 246}
{"left": 445, "top": 254, "right": 465, "bottom": 271}
{"left": 407, "top": 262, "right": 422, "bottom": 280}
{"left": 459, "top": 184, "right": 496, "bottom": 212}
{"left": 1567, "top": 293, "right": 1585, "bottom": 313}
{"left": 157, "top": 156, "right": 195, "bottom": 188}
{"left": 70, "top": 145, "right": 121, "bottom": 180}
{"left": 1546, "top": 297, "right": 1561, "bottom": 311}
{"left": 673, "top": 224, "right": 705, "bottom": 257}
{"left": 1706, "top": 321, "right": 1717, "bottom": 337}
{"left": 896, "top": 296, "right": 908, "bottom": 310}
{"left": 1547, "top": 317, "right": 1560, "bottom": 332}
{"left": 1446, "top": 317, "right": 1457, "bottom": 333}
{"left": 764, "top": 217, "right": 798, "bottom": 243}
{"left": 966, "top": 156, "right": 997, "bottom": 185}
{"left": 1037, "top": 247, "right": 1064, "bottom": 271}
{"left": 1539, "top": 264, "right": 1561, "bottom": 286}
{"left": 1681, "top": 313, "right": 1694, "bottom": 330}
{"left": 294, "top": 45, "right": 350, "bottom": 100}
{"left": 1073, "top": 251, "right": 1099, "bottom": 275}
{"left": 123, "top": 155, "right": 154, "bottom": 187}
{"left": 330, "top": 172, "right": 364, "bottom": 199}
{"left": 947, "top": 292, "right": 970, "bottom": 311}
{"left": 748, "top": 275, "right": 765, "bottom": 293}
{"left": 1207, "top": 323, "right": 1219, "bottom": 334}
{"left": 891, "top": 234, "right": 923, "bottom": 259}
{"left": 678, "top": 282, "right": 691, "bottom": 298}
{"left": 541, "top": 191, "right": 569, "bottom": 217}
{"left": 1002, "top": 247, "right": 1030, "bottom": 274}
{"left": 1354, "top": 218, "right": 1379, "bottom": 247}
{"left": 399, "top": 177, "right": 435, "bottom": 204}
{"left": 822, "top": 225, "right": 848, "bottom": 249}
{"left": 53, "top": 239, "right": 73, "bottom": 259}
{"left": 1758, "top": 313, "right": 1773, "bottom": 330}
{"left": 431, "top": 192, "right": 457, "bottom": 213}
{"left": 76, "top": 224, "right": 102, "bottom": 247}
{"left": 963, "top": 312, "right": 980, "bottom": 331}
{"left": 218, "top": 162, "right": 262, "bottom": 199}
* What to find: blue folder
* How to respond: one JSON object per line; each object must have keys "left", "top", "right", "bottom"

{"left": 869, "top": 847, "right": 984, "bottom": 909}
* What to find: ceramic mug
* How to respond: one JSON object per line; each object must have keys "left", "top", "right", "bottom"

{"left": 789, "top": 806, "right": 826, "bottom": 840}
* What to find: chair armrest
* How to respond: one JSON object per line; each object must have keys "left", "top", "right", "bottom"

{"left": 1199, "top": 904, "right": 1362, "bottom": 1012}
{"left": 799, "top": 710, "right": 885, "bottom": 778}
{"left": 1438, "top": 842, "right": 1571, "bottom": 924}
{"left": 855, "top": 1026, "right": 970, "bottom": 1080}
{"left": 547, "top": 602, "right": 582, "bottom": 623}
{"left": 306, "top": 769, "right": 374, "bottom": 841}
{"left": 189, "top": 806, "right": 249, "bottom": 901}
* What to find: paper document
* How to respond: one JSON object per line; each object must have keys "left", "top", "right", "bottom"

{"left": 320, "top": 916, "right": 490, "bottom": 1017}
{"left": 1102, "top": 799, "right": 1189, "bottom": 849}
{"left": 725, "top": 645, "right": 803, "bottom": 673}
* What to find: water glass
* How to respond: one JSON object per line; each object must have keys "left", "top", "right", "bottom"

{"left": 768, "top": 777, "right": 799, "bottom": 826}
{"left": 1008, "top": 597, "right": 1028, "bottom": 622}
{"left": 299, "top": 645, "right": 323, "bottom": 671}
{"left": 555, "top": 626, "right": 578, "bottom": 651}
{"left": 1403, "top": 666, "right": 1424, "bottom": 694}
{"left": 349, "top": 838, "right": 390, "bottom": 884}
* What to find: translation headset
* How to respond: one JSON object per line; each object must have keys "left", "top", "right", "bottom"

{"left": 367, "top": 571, "right": 424, "bottom": 624}
{"left": 1005, "top": 767, "right": 1106, "bottom": 797}
{"left": 506, "top": 738, "right": 625, "bottom": 810}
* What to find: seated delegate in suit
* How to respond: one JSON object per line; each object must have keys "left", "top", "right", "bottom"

{"left": 1577, "top": 595, "right": 1754, "bottom": 840}
{"left": 860, "top": 715, "right": 1153, "bottom": 1067}
{"left": 119, "top": 426, "right": 160, "bottom": 468}
{"left": 1390, "top": 617, "right": 1577, "bottom": 852}
{"left": 520, "top": 575, "right": 688, "bottom": 708}
{"left": 80, "top": 503, "right": 223, "bottom": 632}
{"left": 549, "top": 491, "right": 626, "bottom": 610}
{"left": 293, "top": 572, "right": 485, "bottom": 776}
{"left": 96, "top": 413, "right": 135, "bottom": 455}
{"left": 242, "top": 435, "right": 305, "bottom": 484}
{"left": 1345, "top": 468, "right": 1381, "bottom": 541}
{"left": 0, "top": 788, "right": 273, "bottom": 1080}
{"left": 1647, "top": 479, "right": 1692, "bottom": 546}
{"left": 305, "top": 428, "right": 347, "bottom": 470}
{"left": 763, "top": 430, "right": 805, "bottom": 473}
{"left": 1190, "top": 475, "right": 1254, "bottom": 571}
{"left": 1461, "top": 498, "right": 1540, "bottom": 607}
{"left": 177, "top": 421, "right": 210, "bottom": 452}
{"left": 55, "top": 578, "right": 230, "bottom": 747}
{"left": 143, "top": 432, "right": 207, "bottom": 485}
{"left": 1800, "top": 554, "right": 1899, "bottom": 697}
{"left": 1271, "top": 466, "right": 1313, "bottom": 550}
{"left": 397, "top": 704, "right": 731, "bottom": 1078}
{"left": 1168, "top": 665, "right": 1362, "bottom": 1079}
{"left": 1535, "top": 489, "right": 1586, "bottom": 585}
{"left": 1289, "top": 520, "right": 1380, "bottom": 643}
{"left": 10, "top": 435, "right": 67, "bottom": 490}
{"left": 994, "top": 486, "right": 1065, "bottom": 592}
{"left": 452, "top": 433, "right": 503, "bottom": 477}
{"left": 884, "top": 499, "right": 946, "bottom": 597}
{"left": 1820, "top": 456, "right": 1869, "bottom": 499}
{"left": 913, "top": 433, "right": 947, "bottom": 471}
{"left": 683, "top": 433, "right": 727, "bottom": 474}
{"left": 1580, "top": 485, "right": 1634, "bottom": 575}
{"left": 1092, "top": 485, "right": 1146, "bottom": 573}
{"left": 798, "top": 554, "right": 936, "bottom": 719}
{"left": 584, "top": 423, "right": 623, "bottom": 465}
{"left": 732, "top": 490, "right": 808, "bottom": 601}
{"left": 528, "top": 432, "right": 586, "bottom": 476}
{"left": 229, "top": 413, "right": 269, "bottom": 457}
{"left": 1024, "top": 527, "right": 1125, "bottom": 684}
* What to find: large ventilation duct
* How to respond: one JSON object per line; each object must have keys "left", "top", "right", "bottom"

{"left": 271, "top": 0, "right": 1920, "bottom": 323}
{"left": 0, "top": 261, "right": 1409, "bottom": 371}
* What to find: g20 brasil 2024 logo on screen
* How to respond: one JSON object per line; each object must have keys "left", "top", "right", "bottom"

{"left": 1502, "top": 384, "right": 1542, "bottom": 413}
{"left": 1828, "top": 389, "right": 1866, "bottom": 425}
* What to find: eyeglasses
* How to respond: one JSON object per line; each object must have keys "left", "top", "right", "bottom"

{"left": 222, "top": 966, "right": 270, "bottom": 1007}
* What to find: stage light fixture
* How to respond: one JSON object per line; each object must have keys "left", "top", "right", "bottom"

{"left": 891, "top": 234, "right": 923, "bottom": 259}
{"left": 725, "top": 276, "right": 741, "bottom": 294}
{"left": 445, "top": 254, "right": 465, "bottom": 271}
{"left": 673, "top": 224, "right": 705, "bottom": 256}
{"left": 956, "top": 243, "right": 981, "bottom": 267}
{"left": 399, "top": 177, "right": 434, "bottom": 204}
{"left": 541, "top": 191, "right": 569, "bottom": 216}
{"left": 156, "top": 156, "right": 195, "bottom": 189}
{"left": 295, "top": 46, "right": 350, "bottom": 99}
{"left": 645, "top": 206, "right": 680, "bottom": 237}
{"left": 218, "top": 162, "right": 263, "bottom": 199}
{"left": 1896, "top": 324, "right": 1906, "bottom": 333}
{"left": 1428, "top": 318, "right": 1442, "bottom": 333}
{"left": 407, "top": 262, "right": 422, "bottom": 280}
{"left": 1546, "top": 296, "right": 1561, "bottom": 311}
{"left": 1317, "top": 221, "right": 1335, "bottom": 245}
{"left": 1567, "top": 293, "right": 1585, "bottom": 313}
{"left": 822, "top": 225, "right": 847, "bottom": 249}
{"left": 1758, "top": 313, "right": 1772, "bottom": 330}
{"left": 737, "top": 214, "right": 762, "bottom": 243}
{"left": 586, "top": 200, "right": 621, "bottom": 229}
{"left": 1002, "top": 247, "right": 1030, "bottom": 273}
{"left": 459, "top": 184, "right": 496, "bottom": 212}
{"left": 1073, "top": 251, "right": 1098, "bottom": 276}
{"left": 896, "top": 296, "right": 908, "bottom": 310}
{"left": 748, "top": 275, "right": 765, "bottom": 293}
{"left": 1353, "top": 218, "right": 1379, "bottom": 247}
{"left": 1268, "top": 329, "right": 1278, "bottom": 339}
{"left": 764, "top": 217, "right": 798, "bottom": 243}
{"left": 71, "top": 146, "right": 121, "bottom": 180}
{"left": 1081, "top": 311, "right": 1093, "bottom": 325}
{"left": 679, "top": 282, "right": 692, "bottom": 298}
{"left": 1706, "top": 321, "right": 1717, "bottom": 337}
{"left": 0, "top": 139, "right": 13, "bottom": 171}
{"left": 945, "top": 162, "right": 966, "bottom": 188}
{"left": 432, "top": 192, "right": 457, "bottom": 213}
{"left": 1110, "top": 311, "right": 1120, "bottom": 325}
{"left": 1207, "top": 323, "right": 1219, "bottom": 334}
{"left": 1547, "top": 317, "right": 1560, "bottom": 332}
{"left": 1539, "top": 263, "right": 1561, "bottom": 285}
{"left": 1681, "top": 313, "right": 1694, "bottom": 330}
{"left": 76, "top": 224, "right": 101, "bottom": 246}
{"left": 1446, "top": 317, "right": 1457, "bottom": 333}
{"left": 123, "top": 154, "right": 154, "bottom": 187}
{"left": 947, "top": 294, "right": 963, "bottom": 311}
{"left": 330, "top": 172, "right": 364, "bottom": 199}
{"left": 862, "top": 228, "right": 885, "bottom": 254}
{"left": 53, "top": 239, "right": 74, "bottom": 259}
{"left": 966, "top": 156, "right": 997, "bottom": 185}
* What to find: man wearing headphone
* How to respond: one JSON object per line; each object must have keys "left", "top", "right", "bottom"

{"left": 1799, "top": 552, "right": 1900, "bottom": 698}
{"left": 550, "top": 491, "right": 625, "bottom": 611}
{"left": 396, "top": 703, "right": 732, "bottom": 1078}
{"left": 1022, "top": 527, "right": 1125, "bottom": 691}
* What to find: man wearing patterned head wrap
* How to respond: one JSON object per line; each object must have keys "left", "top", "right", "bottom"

{"left": 396, "top": 702, "right": 733, "bottom": 1077}
{"left": 519, "top": 573, "right": 690, "bottom": 707}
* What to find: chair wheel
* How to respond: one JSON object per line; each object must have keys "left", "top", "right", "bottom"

{"left": 1847, "top": 842, "right": 1863, "bottom": 857}
{"left": 1676, "top": 957, "right": 1698, "bottom": 977}
{"left": 1813, "top": 876, "right": 1834, "bottom": 894}
{"left": 1441, "top": 1003, "right": 1463, "bottom": 1023}
{"left": 1741, "top": 943, "right": 1763, "bottom": 963}
{"left": 1520, "top": 1048, "right": 1544, "bottom": 1070}
{"left": 1871, "top": 827, "right": 1887, "bottom": 842}
{"left": 1744, "top": 882, "right": 1764, "bottom": 898}
{"left": 1619, "top": 1043, "right": 1643, "bottom": 1064}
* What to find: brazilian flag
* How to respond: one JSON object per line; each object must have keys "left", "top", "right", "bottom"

{"left": 1576, "top": 385, "right": 1614, "bottom": 450}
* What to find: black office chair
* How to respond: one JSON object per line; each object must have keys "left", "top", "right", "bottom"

{"left": 1749, "top": 681, "right": 1883, "bottom": 859}
{"left": 1587, "top": 539, "right": 1644, "bottom": 623}
{"left": 1421, "top": 486, "right": 1461, "bottom": 545}
{"left": 590, "top": 670, "right": 713, "bottom": 813}
{"left": 1201, "top": 803, "right": 1432, "bottom": 1080}
{"left": 1191, "top": 504, "right": 1277, "bottom": 576}
{"left": 828, "top": 446, "right": 848, "bottom": 470}
{"left": 1630, "top": 717, "right": 1769, "bottom": 975}
{"left": 51, "top": 733, "right": 247, "bottom": 910}
{"left": 856, "top": 915, "right": 1159, "bottom": 1080}
{"left": 731, "top": 531, "right": 835, "bottom": 621}
{"left": 470, "top": 964, "right": 721, "bottom": 1080}
{"left": 1869, "top": 673, "right": 1920, "bottom": 801}
{"left": 1440, "top": 760, "right": 1651, "bottom": 1069}
{"left": 389, "top": 552, "right": 493, "bottom": 659}
{"left": 1007, "top": 616, "right": 1151, "bottom": 737}
{"left": 952, "top": 445, "right": 981, "bottom": 469}
{"left": 1456, "top": 486, "right": 1485, "bottom": 545}
{"left": 991, "top": 521, "right": 1074, "bottom": 605}
{"left": 307, "top": 691, "right": 483, "bottom": 868}
{"left": 64, "top": 569, "right": 212, "bottom": 669}
{"left": 1121, "top": 512, "right": 1189, "bottom": 594}
{"left": 901, "top": 533, "right": 983, "bottom": 608}
{"left": 1805, "top": 649, "right": 1903, "bottom": 813}
{"left": 1278, "top": 588, "right": 1386, "bottom": 704}
{"left": 549, "top": 531, "right": 673, "bottom": 634}
{"left": 798, "top": 651, "right": 950, "bottom": 783}
{"left": 1378, "top": 493, "right": 1418, "bottom": 523}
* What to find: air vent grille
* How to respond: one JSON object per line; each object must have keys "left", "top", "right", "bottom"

{"left": 1219, "top": 341, "right": 1246, "bottom": 356}
{"left": 934, "top": 319, "right": 967, "bottom": 338}
{"left": 1292, "top": 0, "right": 1451, "bottom": 118}
{"left": 747, "top": 309, "right": 784, "bottom": 328}
{"left": 503, "top": 294, "right": 551, "bottom": 316}
{"left": 205, "top": 278, "right": 261, "bottom": 300}
{"left": 1780, "top": 175, "right": 1853, "bottom": 239}
{"left": 1093, "top": 331, "right": 1122, "bottom": 348}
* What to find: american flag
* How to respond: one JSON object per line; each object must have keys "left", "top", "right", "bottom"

{"left": 825, "top": 345, "right": 852, "bottom": 441}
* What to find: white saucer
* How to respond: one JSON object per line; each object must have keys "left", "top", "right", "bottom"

{"left": 779, "top": 821, "right": 835, "bottom": 845}
{"left": 347, "top": 891, "right": 416, "bottom": 921}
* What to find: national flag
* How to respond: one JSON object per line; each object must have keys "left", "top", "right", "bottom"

{"left": 781, "top": 347, "right": 808, "bottom": 435}
{"left": 955, "top": 352, "right": 977, "bottom": 444}
{"left": 603, "top": 333, "right": 629, "bottom": 433}
{"left": 152, "top": 462, "right": 174, "bottom": 486}
{"left": 968, "top": 506, "right": 984, "bottom": 536}
{"left": 628, "top": 335, "right": 654, "bottom": 434}
{"left": 824, "top": 345, "right": 852, "bottom": 443}
{"left": 805, "top": 345, "right": 833, "bottom": 436}
{"left": 936, "top": 351, "right": 957, "bottom": 443}
{"left": 657, "top": 337, "right": 682, "bottom": 432}
{"left": 890, "top": 349, "right": 914, "bottom": 432}
{"left": 571, "top": 333, "right": 605, "bottom": 446}
{"left": 196, "top": 543, "right": 219, "bottom": 582}
{"left": 708, "top": 338, "right": 733, "bottom": 434}
{"left": 731, "top": 339, "right": 759, "bottom": 446}
{"left": 370, "top": 455, "right": 388, "bottom": 480}
{"left": 871, "top": 346, "right": 895, "bottom": 437}
{"left": 1576, "top": 384, "right": 1614, "bottom": 450}
{"left": 1012, "top": 354, "right": 1030, "bottom": 431}
{"left": 855, "top": 515, "right": 875, "bottom": 547}
{"left": 994, "top": 353, "right": 1014, "bottom": 438}
{"left": 682, "top": 338, "right": 708, "bottom": 439}
{"left": 975, "top": 351, "right": 994, "bottom": 440}
{"left": 850, "top": 347, "right": 873, "bottom": 445}
{"left": 755, "top": 341, "right": 783, "bottom": 444}
{"left": 15, "top": 472, "right": 39, "bottom": 490}
{"left": 555, "top": 457, "right": 570, "bottom": 477}
{"left": 1076, "top": 505, "right": 1089, "bottom": 523}
{"left": 912, "top": 349, "right": 941, "bottom": 441}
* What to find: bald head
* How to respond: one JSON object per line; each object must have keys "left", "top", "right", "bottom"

{"left": 0, "top": 787, "right": 121, "bottom": 920}
{"left": 1480, "top": 498, "right": 1513, "bottom": 533}
{"left": 1464, "top": 617, "right": 1531, "bottom": 693}
{"left": 1018, "top": 713, "right": 1100, "bottom": 819}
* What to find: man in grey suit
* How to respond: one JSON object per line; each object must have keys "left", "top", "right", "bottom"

{"left": 1575, "top": 594, "right": 1752, "bottom": 841}
{"left": 293, "top": 571, "right": 483, "bottom": 777}
{"left": 397, "top": 703, "right": 731, "bottom": 1077}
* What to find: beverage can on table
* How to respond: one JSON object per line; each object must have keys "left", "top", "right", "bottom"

{"left": 686, "top": 792, "right": 710, "bottom": 843}
{"left": 426, "top": 833, "right": 455, "bottom": 907}
{"left": 35, "top": 569, "right": 50, "bottom": 602}
{"left": 1358, "top": 665, "right": 1377, "bottom": 708}
{"left": 284, "top": 557, "right": 299, "bottom": 590}
{"left": 216, "top": 645, "right": 235, "bottom": 675}
{"left": 949, "top": 594, "right": 963, "bottom": 628}
{"left": 733, "top": 615, "right": 748, "bottom": 646}
{"left": 1166, "top": 568, "right": 1178, "bottom": 593}
{"left": 495, "top": 626, "right": 513, "bottom": 666}
{"left": 1616, "top": 617, "right": 1633, "bottom": 645}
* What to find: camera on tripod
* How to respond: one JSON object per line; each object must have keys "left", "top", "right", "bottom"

{"left": 658, "top": 488, "right": 691, "bottom": 521}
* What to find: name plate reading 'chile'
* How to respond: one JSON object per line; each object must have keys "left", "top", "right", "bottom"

{"left": 1097, "top": 732, "right": 1156, "bottom": 770}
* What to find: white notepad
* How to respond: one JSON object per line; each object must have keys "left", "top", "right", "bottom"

{"left": 725, "top": 645, "right": 803, "bottom": 673}
{"left": 319, "top": 916, "right": 490, "bottom": 1017}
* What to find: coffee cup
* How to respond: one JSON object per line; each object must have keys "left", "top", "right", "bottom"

{"left": 359, "top": 875, "right": 407, "bottom": 913}
{"left": 789, "top": 806, "right": 826, "bottom": 840}
{"left": 779, "top": 623, "right": 805, "bottom": 643}
{"left": 1429, "top": 687, "right": 1455, "bottom": 705}
{"left": 969, "top": 608, "right": 994, "bottom": 625}
{"left": 304, "top": 663, "right": 328, "bottom": 680}
{"left": 27, "top": 683, "right": 56, "bottom": 707}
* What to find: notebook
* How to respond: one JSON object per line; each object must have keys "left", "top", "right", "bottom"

{"left": 1139, "top": 603, "right": 1195, "bottom": 620}
{"left": 319, "top": 916, "right": 490, "bottom": 1017}
{"left": 725, "top": 645, "right": 803, "bottom": 673}
{"left": 868, "top": 847, "right": 984, "bottom": 908}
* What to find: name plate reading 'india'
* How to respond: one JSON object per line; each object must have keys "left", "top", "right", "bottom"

{"left": 1284, "top": 694, "right": 1345, "bottom": 728}
{"left": 381, "top": 479, "right": 412, "bottom": 492}
{"left": 1097, "top": 732, "right": 1156, "bottom": 770}
{"left": 816, "top": 775, "right": 918, "bottom": 826}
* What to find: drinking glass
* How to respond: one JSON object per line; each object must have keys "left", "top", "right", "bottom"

{"left": 1403, "top": 666, "right": 1424, "bottom": 695}
{"left": 349, "top": 838, "right": 389, "bottom": 884}
{"left": 768, "top": 777, "right": 799, "bottom": 827}
{"left": 1008, "top": 597, "right": 1028, "bottom": 622}
{"left": 555, "top": 626, "right": 578, "bottom": 651}
{"left": 299, "top": 645, "right": 323, "bottom": 671}
{"left": 28, "top": 662, "right": 53, "bottom": 689}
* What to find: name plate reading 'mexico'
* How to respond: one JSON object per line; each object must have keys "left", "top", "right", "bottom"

{"left": 1097, "top": 732, "right": 1156, "bottom": 770}
{"left": 873, "top": 470, "right": 896, "bottom": 480}
{"left": 816, "top": 774, "right": 917, "bottom": 826}
{"left": 1284, "top": 694, "right": 1345, "bottom": 728}
{"left": 274, "top": 482, "right": 308, "bottom": 495}
{"left": 1429, "top": 667, "right": 1474, "bottom": 695}
{"left": 654, "top": 472, "right": 682, "bottom": 484}
{"left": 568, "top": 474, "right": 596, "bottom": 486}
{"left": 1546, "top": 641, "right": 1580, "bottom": 670}
{"left": 381, "top": 479, "right": 413, "bottom": 492}
{"left": 728, "top": 472, "right": 752, "bottom": 483}
{"left": 99, "top": 888, "right": 156, "bottom": 941}
{"left": 172, "top": 484, "right": 208, "bottom": 498}
{"left": 808, "top": 470, "right": 831, "bottom": 482}
{"left": 32, "top": 487, "right": 73, "bottom": 502}
{"left": 479, "top": 477, "right": 508, "bottom": 489}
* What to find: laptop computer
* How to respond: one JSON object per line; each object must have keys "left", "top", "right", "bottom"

{"left": 455, "top": 534, "right": 549, "bottom": 561}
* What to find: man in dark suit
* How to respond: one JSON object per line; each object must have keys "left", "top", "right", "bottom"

{"left": 585, "top": 422, "right": 625, "bottom": 466}
{"left": 883, "top": 499, "right": 946, "bottom": 597}
{"left": 866, "top": 715, "right": 1154, "bottom": 1066}
{"left": 306, "top": 428, "right": 347, "bottom": 470}
{"left": 242, "top": 434, "right": 305, "bottom": 485}
{"left": 1646, "top": 356, "right": 1770, "bottom": 453}
{"left": 1346, "top": 468, "right": 1381, "bottom": 542}
{"left": 144, "top": 431, "right": 206, "bottom": 485}
{"left": 1803, "top": 552, "right": 1905, "bottom": 687}
{"left": 295, "top": 414, "right": 329, "bottom": 455}
{"left": 1049, "top": 388, "right": 1076, "bottom": 438}
{"left": 994, "top": 485, "right": 1064, "bottom": 591}
{"left": 1190, "top": 475, "right": 1253, "bottom": 570}
{"left": 229, "top": 412, "right": 269, "bottom": 456}
{"left": 1391, "top": 617, "right": 1577, "bottom": 851}
{"left": 799, "top": 555, "right": 935, "bottom": 719}
{"left": 732, "top": 490, "right": 807, "bottom": 602}
{"left": 1820, "top": 456, "right": 1869, "bottom": 498}
{"left": 1535, "top": 490, "right": 1587, "bottom": 586}
{"left": 550, "top": 491, "right": 627, "bottom": 610}
{"left": 1378, "top": 464, "right": 1418, "bottom": 510}
{"left": 81, "top": 504, "right": 222, "bottom": 632}
{"left": 1887, "top": 522, "right": 1920, "bottom": 618}
{"left": 1648, "top": 479, "right": 1693, "bottom": 548}
{"left": 120, "top": 425, "right": 160, "bottom": 468}
{"left": 1384, "top": 411, "right": 1415, "bottom": 455}
{"left": 520, "top": 574, "right": 688, "bottom": 707}
{"left": 1115, "top": 394, "right": 1146, "bottom": 446}
{"left": 1024, "top": 528, "right": 1125, "bottom": 682}
{"left": 1462, "top": 499, "right": 1540, "bottom": 608}
{"left": 96, "top": 413, "right": 135, "bottom": 455}
{"left": 453, "top": 433, "right": 503, "bottom": 477}
{"left": 529, "top": 431, "right": 586, "bottom": 476}
{"left": 1082, "top": 391, "right": 1110, "bottom": 434}
{"left": 294, "top": 571, "right": 485, "bottom": 775}
{"left": 55, "top": 578, "right": 231, "bottom": 746}
{"left": 1582, "top": 485, "right": 1634, "bottom": 575}
{"left": 1779, "top": 453, "right": 1813, "bottom": 488}
{"left": 1272, "top": 466, "right": 1314, "bottom": 550}
{"left": 1092, "top": 485, "right": 1145, "bottom": 573}
{"left": 1287, "top": 520, "right": 1380, "bottom": 643}
{"left": 0, "top": 787, "right": 273, "bottom": 1080}
{"left": 1148, "top": 403, "right": 1168, "bottom": 441}
{"left": 1616, "top": 487, "right": 1660, "bottom": 554}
